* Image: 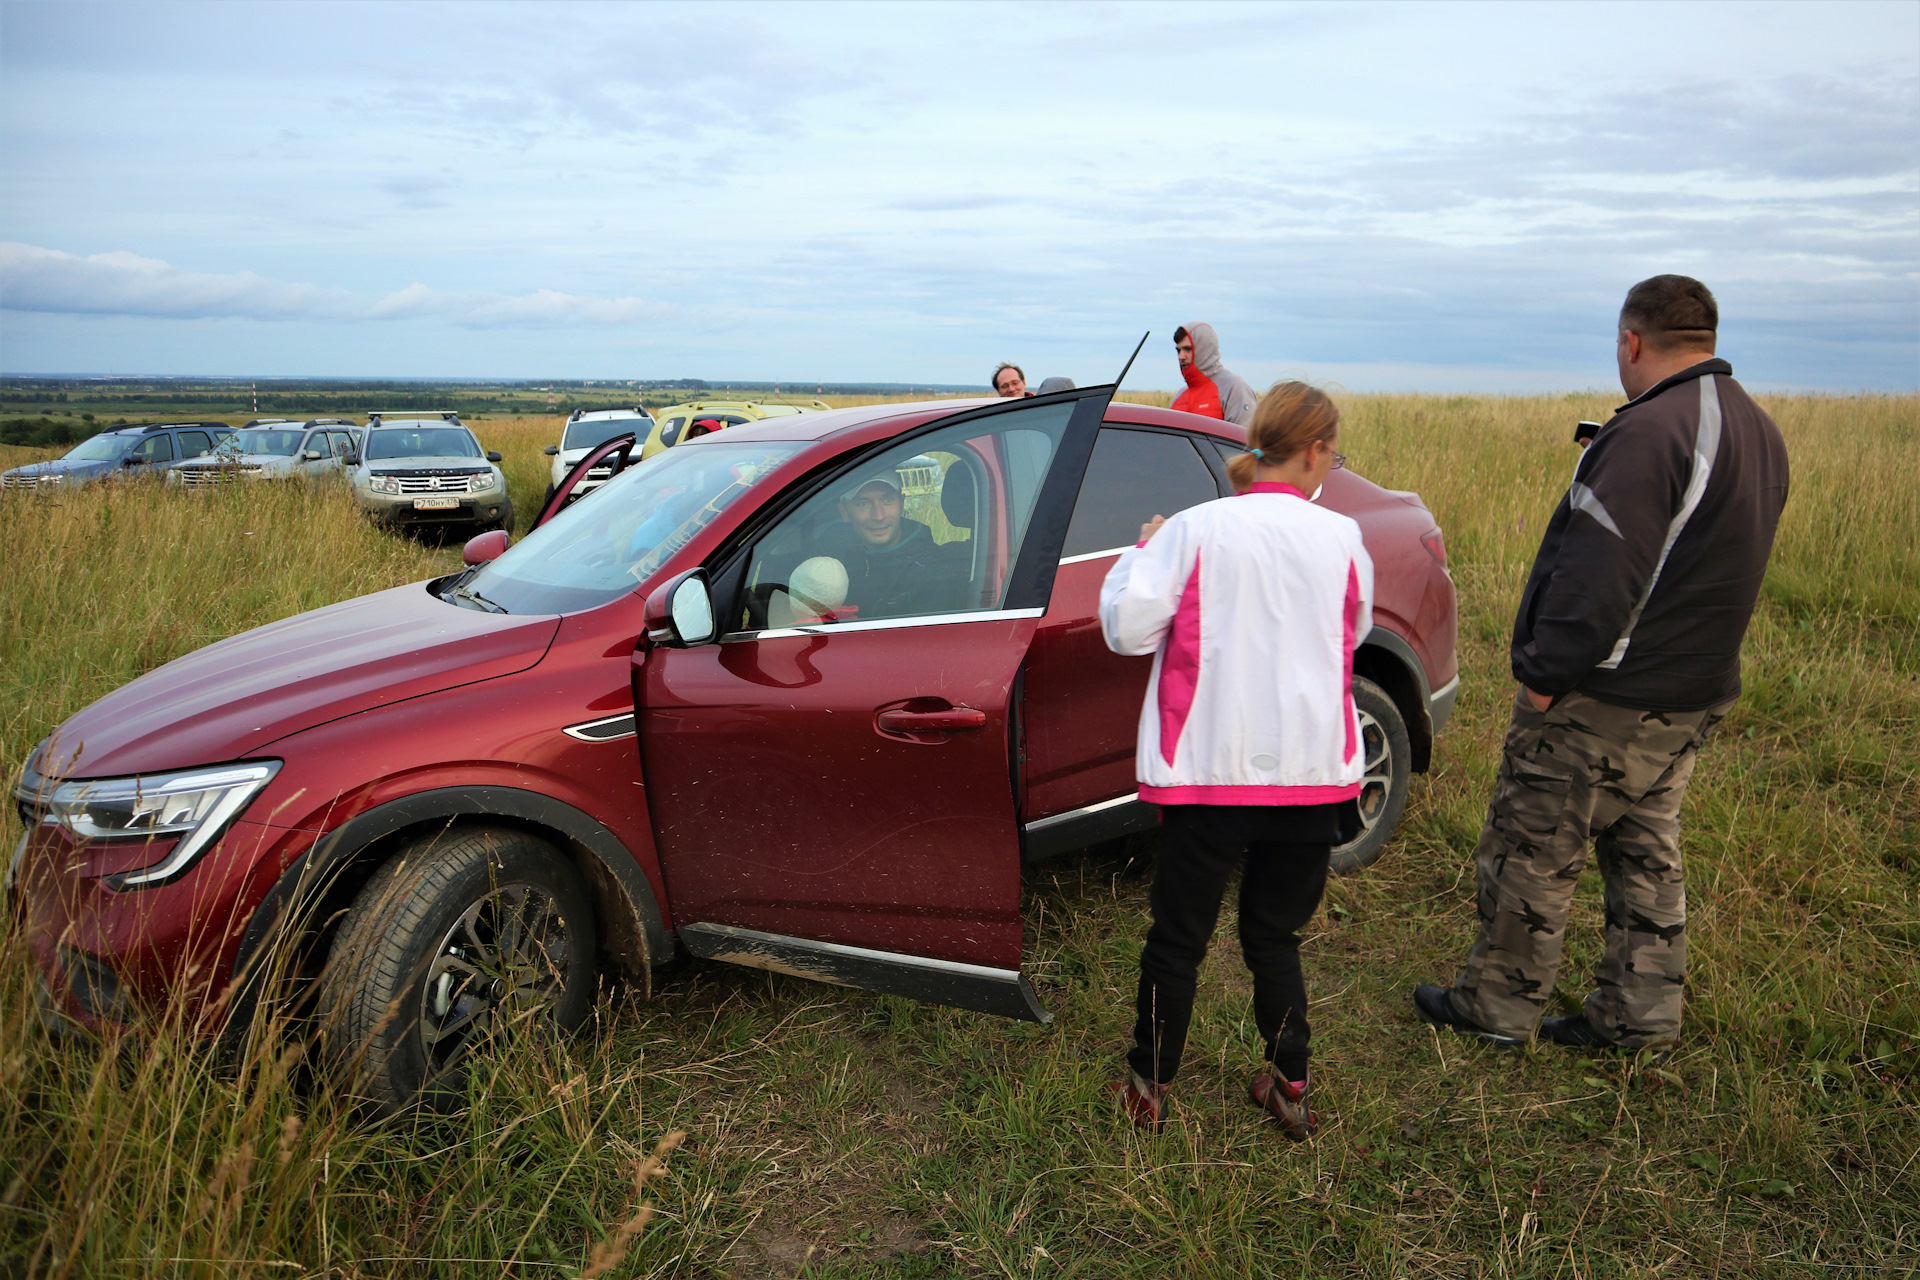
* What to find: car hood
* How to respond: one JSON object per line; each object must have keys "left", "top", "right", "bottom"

{"left": 364, "top": 455, "right": 491, "bottom": 472}
{"left": 6, "top": 457, "right": 115, "bottom": 478}
{"left": 38, "top": 582, "right": 561, "bottom": 780}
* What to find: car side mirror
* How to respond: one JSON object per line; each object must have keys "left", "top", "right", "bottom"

{"left": 644, "top": 570, "right": 716, "bottom": 647}
{"left": 343, "top": 451, "right": 359, "bottom": 465}
{"left": 303, "top": 449, "right": 324, "bottom": 460}
{"left": 543, "top": 445, "right": 559, "bottom": 456}
{"left": 486, "top": 450, "right": 503, "bottom": 463}
{"left": 462, "top": 528, "right": 512, "bottom": 565}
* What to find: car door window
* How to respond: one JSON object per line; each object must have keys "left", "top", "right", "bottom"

{"left": 1060, "top": 428, "right": 1221, "bottom": 558}
{"left": 177, "top": 430, "right": 213, "bottom": 458}
{"left": 1207, "top": 436, "right": 1248, "bottom": 473}
{"left": 739, "top": 401, "right": 1076, "bottom": 630}
{"left": 130, "top": 434, "right": 175, "bottom": 464}
{"left": 325, "top": 431, "right": 354, "bottom": 458}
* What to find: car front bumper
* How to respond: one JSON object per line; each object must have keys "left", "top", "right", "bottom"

{"left": 358, "top": 494, "right": 513, "bottom": 527}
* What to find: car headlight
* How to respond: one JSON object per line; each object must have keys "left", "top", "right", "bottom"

{"left": 367, "top": 475, "right": 401, "bottom": 495}
{"left": 35, "top": 762, "right": 280, "bottom": 890}
{"left": 470, "top": 471, "right": 496, "bottom": 491}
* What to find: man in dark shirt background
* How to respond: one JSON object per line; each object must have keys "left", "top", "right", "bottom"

{"left": 1415, "top": 275, "right": 1790, "bottom": 1052}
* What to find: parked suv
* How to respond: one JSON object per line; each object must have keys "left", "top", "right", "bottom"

{"left": 1, "top": 422, "right": 234, "bottom": 491}
{"left": 640, "top": 398, "right": 829, "bottom": 459}
{"left": 168, "top": 419, "right": 362, "bottom": 488}
{"left": 346, "top": 413, "right": 510, "bottom": 535}
{"left": 542, "top": 406, "right": 654, "bottom": 507}
{"left": 15, "top": 388, "right": 1456, "bottom": 1114}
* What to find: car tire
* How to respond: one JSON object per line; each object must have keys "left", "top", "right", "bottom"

{"left": 1329, "top": 677, "right": 1413, "bottom": 876}
{"left": 318, "top": 826, "right": 597, "bottom": 1117}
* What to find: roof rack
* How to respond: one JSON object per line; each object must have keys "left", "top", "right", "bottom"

{"left": 366, "top": 411, "right": 462, "bottom": 425}
{"left": 566, "top": 405, "right": 651, "bottom": 419}
{"left": 141, "top": 421, "right": 232, "bottom": 432}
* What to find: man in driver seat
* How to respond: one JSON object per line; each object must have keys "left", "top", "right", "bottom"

{"left": 812, "top": 468, "right": 965, "bottom": 619}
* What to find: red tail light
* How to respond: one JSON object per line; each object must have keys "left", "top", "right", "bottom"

{"left": 1421, "top": 528, "right": 1448, "bottom": 567}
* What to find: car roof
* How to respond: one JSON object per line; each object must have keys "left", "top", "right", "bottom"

{"left": 687, "top": 396, "right": 1246, "bottom": 451}
{"left": 572, "top": 407, "right": 653, "bottom": 421}
{"left": 683, "top": 399, "right": 963, "bottom": 443}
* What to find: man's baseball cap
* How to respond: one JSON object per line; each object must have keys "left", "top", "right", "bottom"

{"left": 840, "top": 469, "right": 904, "bottom": 502}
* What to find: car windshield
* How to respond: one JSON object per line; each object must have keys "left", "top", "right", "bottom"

{"left": 563, "top": 417, "right": 648, "bottom": 451}
{"left": 65, "top": 434, "right": 135, "bottom": 461}
{"left": 366, "top": 428, "right": 480, "bottom": 460}
{"left": 460, "top": 440, "right": 801, "bottom": 614}
{"left": 229, "top": 429, "right": 305, "bottom": 456}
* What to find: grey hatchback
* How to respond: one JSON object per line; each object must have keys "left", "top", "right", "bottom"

{"left": 0, "top": 422, "right": 234, "bottom": 491}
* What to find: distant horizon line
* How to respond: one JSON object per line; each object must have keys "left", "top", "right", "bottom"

{"left": 0, "top": 373, "right": 1909, "bottom": 397}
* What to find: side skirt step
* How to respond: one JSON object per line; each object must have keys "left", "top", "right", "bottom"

{"left": 677, "top": 922, "right": 1051, "bottom": 1024}
{"left": 1022, "top": 795, "right": 1158, "bottom": 863}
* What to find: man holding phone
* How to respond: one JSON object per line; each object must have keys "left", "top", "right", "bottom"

{"left": 1415, "top": 276, "right": 1789, "bottom": 1052}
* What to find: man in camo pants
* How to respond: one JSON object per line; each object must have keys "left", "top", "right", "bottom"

{"left": 1415, "top": 276, "right": 1788, "bottom": 1051}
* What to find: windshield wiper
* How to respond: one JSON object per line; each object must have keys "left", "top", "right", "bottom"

{"left": 445, "top": 583, "right": 508, "bottom": 614}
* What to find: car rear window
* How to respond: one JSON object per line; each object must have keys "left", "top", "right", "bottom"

{"left": 563, "top": 417, "right": 649, "bottom": 451}
{"left": 1061, "top": 429, "right": 1222, "bottom": 558}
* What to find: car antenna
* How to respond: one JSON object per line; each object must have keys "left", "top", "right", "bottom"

{"left": 1113, "top": 331, "right": 1151, "bottom": 390}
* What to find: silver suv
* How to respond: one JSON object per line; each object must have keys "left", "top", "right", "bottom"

{"left": 347, "top": 413, "right": 511, "bottom": 534}
{"left": 167, "top": 419, "right": 361, "bottom": 487}
{"left": 542, "top": 405, "right": 653, "bottom": 507}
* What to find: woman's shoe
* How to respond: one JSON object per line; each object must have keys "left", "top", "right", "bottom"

{"left": 1249, "top": 1073, "right": 1316, "bottom": 1141}
{"left": 1109, "top": 1068, "right": 1173, "bottom": 1133}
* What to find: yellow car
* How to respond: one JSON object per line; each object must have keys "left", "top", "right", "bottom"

{"left": 639, "top": 399, "right": 830, "bottom": 459}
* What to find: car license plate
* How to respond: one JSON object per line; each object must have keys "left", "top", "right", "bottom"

{"left": 413, "top": 497, "right": 460, "bottom": 510}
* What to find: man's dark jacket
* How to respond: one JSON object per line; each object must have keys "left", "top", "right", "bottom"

{"left": 1511, "top": 359, "right": 1789, "bottom": 711}
{"left": 814, "top": 518, "right": 967, "bottom": 618}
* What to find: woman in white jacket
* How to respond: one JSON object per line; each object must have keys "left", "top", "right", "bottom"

{"left": 1100, "top": 382, "right": 1373, "bottom": 1139}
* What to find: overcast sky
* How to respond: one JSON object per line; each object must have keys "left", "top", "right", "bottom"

{"left": 2, "top": 0, "right": 1915, "bottom": 390}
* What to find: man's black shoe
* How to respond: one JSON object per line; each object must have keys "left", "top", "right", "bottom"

{"left": 1539, "top": 1014, "right": 1612, "bottom": 1048}
{"left": 1540, "top": 1013, "right": 1673, "bottom": 1057}
{"left": 1412, "top": 984, "right": 1525, "bottom": 1049}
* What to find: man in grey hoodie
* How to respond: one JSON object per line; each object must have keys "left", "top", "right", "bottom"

{"left": 1172, "top": 323, "right": 1258, "bottom": 427}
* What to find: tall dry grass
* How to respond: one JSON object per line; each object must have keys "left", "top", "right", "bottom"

{"left": 1, "top": 394, "right": 1915, "bottom": 1277}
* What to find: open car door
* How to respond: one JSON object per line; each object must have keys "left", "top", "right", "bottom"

{"left": 635, "top": 390, "right": 1110, "bottom": 1021}
{"left": 535, "top": 431, "right": 638, "bottom": 527}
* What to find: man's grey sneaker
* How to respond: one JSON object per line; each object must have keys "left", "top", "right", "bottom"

{"left": 1413, "top": 984, "right": 1526, "bottom": 1049}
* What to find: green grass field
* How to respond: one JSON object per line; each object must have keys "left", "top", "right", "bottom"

{"left": 1, "top": 392, "right": 1915, "bottom": 1278}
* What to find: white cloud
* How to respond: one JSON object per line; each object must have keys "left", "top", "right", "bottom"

{"left": 0, "top": 243, "right": 662, "bottom": 330}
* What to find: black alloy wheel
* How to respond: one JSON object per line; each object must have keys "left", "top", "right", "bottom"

{"left": 1329, "top": 677, "right": 1413, "bottom": 875}
{"left": 319, "top": 826, "right": 596, "bottom": 1117}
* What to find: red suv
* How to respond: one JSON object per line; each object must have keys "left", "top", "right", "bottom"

{"left": 12, "top": 387, "right": 1455, "bottom": 1113}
